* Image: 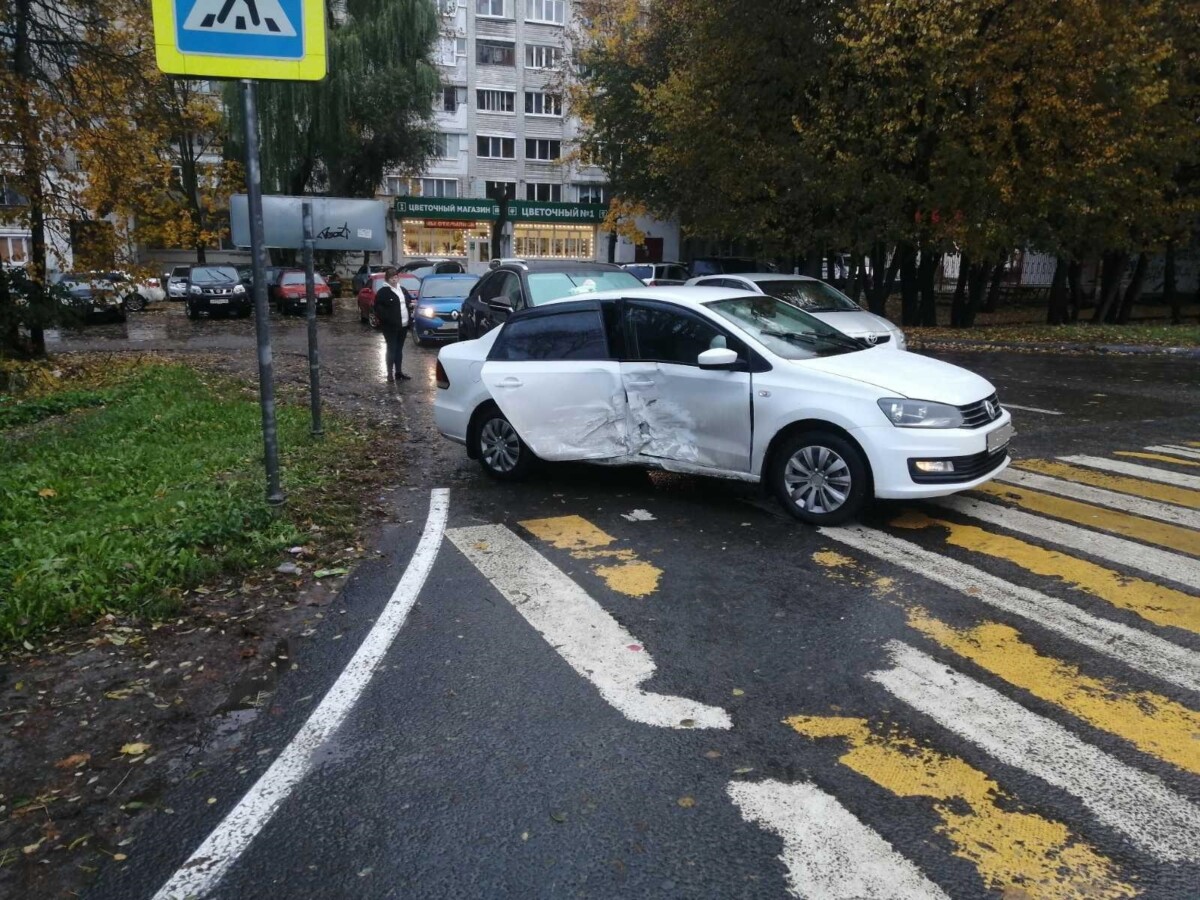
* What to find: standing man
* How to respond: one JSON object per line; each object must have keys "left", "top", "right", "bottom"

{"left": 375, "top": 267, "right": 412, "bottom": 382}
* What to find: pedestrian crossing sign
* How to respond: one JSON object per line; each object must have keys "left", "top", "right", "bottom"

{"left": 152, "top": 0, "right": 327, "bottom": 80}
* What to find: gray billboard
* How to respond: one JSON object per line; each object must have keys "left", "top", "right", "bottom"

{"left": 230, "top": 195, "right": 387, "bottom": 251}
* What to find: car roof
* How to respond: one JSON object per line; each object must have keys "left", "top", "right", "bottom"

{"left": 493, "top": 259, "right": 626, "bottom": 274}
{"left": 542, "top": 285, "right": 756, "bottom": 309}
{"left": 422, "top": 272, "right": 476, "bottom": 280}
{"left": 694, "top": 272, "right": 818, "bottom": 283}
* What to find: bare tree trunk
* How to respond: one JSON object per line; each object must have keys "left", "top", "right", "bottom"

{"left": 1066, "top": 259, "right": 1084, "bottom": 322}
{"left": 848, "top": 252, "right": 865, "bottom": 303}
{"left": 899, "top": 243, "right": 919, "bottom": 326}
{"left": 917, "top": 246, "right": 937, "bottom": 326}
{"left": 950, "top": 253, "right": 970, "bottom": 326}
{"left": 982, "top": 259, "right": 1005, "bottom": 313}
{"left": 1164, "top": 242, "right": 1179, "bottom": 325}
{"left": 1115, "top": 251, "right": 1148, "bottom": 324}
{"left": 964, "top": 262, "right": 988, "bottom": 326}
{"left": 1092, "top": 250, "right": 1128, "bottom": 323}
{"left": 1047, "top": 257, "right": 1069, "bottom": 325}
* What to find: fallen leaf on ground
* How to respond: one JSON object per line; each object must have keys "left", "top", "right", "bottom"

{"left": 120, "top": 742, "right": 150, "bottom": 756}
{"left": 731, "top": 688, "right": 745, "bottom": 697}
{"left": 677, "top": 796, "right": 696, "bottom": 808}
{"left": 704, "top": 750, "right": 722, "bottom": 759}
{"left": 38, "top": 488, "right": 57, "bottom": 498}
{"left": 113, "top": 853, "right": 127, "bottom": 861}
{"left": 550, "top": 811, "right": 567, "bottom": 823}
{"left": 313, "top": 568, "right": 349, "bottom": 578}
{"left": 55, "top": 753, "right": 91, "bottom": 769}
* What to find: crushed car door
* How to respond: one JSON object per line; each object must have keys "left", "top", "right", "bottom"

{"left": 481, "top": 305, "right": 628, "bottom": 461}
{"left": 620, "top": 300, "right": 753, "bottom": 472}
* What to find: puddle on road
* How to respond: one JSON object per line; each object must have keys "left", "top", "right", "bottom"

{"left": 202, "top": 638, "right": 292, "bottom": 754}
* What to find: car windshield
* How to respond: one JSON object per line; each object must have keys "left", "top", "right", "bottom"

{"left": 624, "top": 265, "right": 653, "bottom": 281}
{"left": 192, "top": 266, "right": 239, "bottom": 285}
{"left": 280, "top": 272, "right": 327, "bottom": 286}
{"left": 754, "top": 279, "right": 860, "bottom": 312}
{"left": 421, "top": 277, "right": 477, "bottom": 299}
{"left": 527, "top": 270, "right": 644, "bottom": 306}
{"left": 706, "top": 295, "right": 865, "bottom": 359}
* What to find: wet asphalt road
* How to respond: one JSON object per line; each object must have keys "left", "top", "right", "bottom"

{"left": 70, "top": 302, "right": 1200, "bottom": 899}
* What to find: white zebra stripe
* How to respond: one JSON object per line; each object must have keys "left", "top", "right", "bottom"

{"left": 870, "top": 642, "right": 1200, "bottom": 863}
{"left": 1059, "top": 455, "right": 1200, "bottom": 490}
{"left": 819, "top": 525, "right": 1200, "bottom": 695}
{"left": 727, "top": 779, "right": 949, "bottom": 900}
{"left": 935, "top": 495, "right": 1200, "bottom": 587}
{"left": 1147, "top": 445, "right": 1200, "bottom": 462}
{"left": 994, "top": 468, "right": 1200, "bottom": 530}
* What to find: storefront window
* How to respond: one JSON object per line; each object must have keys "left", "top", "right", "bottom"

{"left": 402, "top": 220, "right": 467, "bottom": 257}
{"left": 512, "top": 224, "right": 594, "bottom": 260}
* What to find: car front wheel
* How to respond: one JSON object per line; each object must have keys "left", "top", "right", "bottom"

{"left": 770, "top": 430, "right": 869, "bottom": 525}
{"left": 475, "top": 407, "right": 535, "bottom": 481}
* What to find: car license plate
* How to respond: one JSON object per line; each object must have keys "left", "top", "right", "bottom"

{"left": 209, "top": 298, "right": 229, "bottom": 305}
{"left": 438, "top": 323, "right": 457, "bottom": 331}
{"left": 987, "top": 422, "right": 1013, "bottom": 453}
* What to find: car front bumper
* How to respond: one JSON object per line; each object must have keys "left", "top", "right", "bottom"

{"left": 414, "top": 314, "right": 461, "bottom": 340}
{"left": 190, "top": 296, "right": 252, "bottom": 314}
{"left": 852, "top": 410, "right": 1014, "bottom": 499}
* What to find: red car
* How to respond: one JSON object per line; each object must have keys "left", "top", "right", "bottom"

{"left": 273, "top": 269, "right": 335, "bottom": 316}
{"left": 357, "top": 272, "right": 418, "bottom": 329}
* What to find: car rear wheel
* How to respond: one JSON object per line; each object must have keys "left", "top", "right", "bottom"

{"left": 185, "top": 301, "right": 197, "bottom": 320}
{"left": 476, "top": 407, "right": 535, "bottom": 481}
{"left": 770, "top": 430, "right": 869, "bottom": 525}
{"left": 124, "top": 292, "right": 146, "bottom": 312}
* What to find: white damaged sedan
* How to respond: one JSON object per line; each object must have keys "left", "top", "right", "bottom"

{"left": 434, "top": 287, "right": 1013, "bottom": 524}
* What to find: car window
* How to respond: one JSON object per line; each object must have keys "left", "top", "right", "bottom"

{"left": 624, "top": 264, "right": 653, "bottom": 281}
{"left": 489, "top": 310, "right": 610, "bottom": 362}
{"left": 420, "top": 277, "right": 477, "bottom": 299}
{"left": 665, "top": 266, "right": 689, "bottom": 281}
{"left": 434, "top": 262, "right": 464, "bottom": 274}
{"left": 280, "top": 271, "right": 327, "bottom": 286}
{"left": 191, "top": 266, "right": 239, "bottom": 284}
{"left": 706, "top": 295, "right": 863, "bottom": 359}
{"left": 623, "top": 301, "right": 739, "bottom": 366}
{"left": 752, "top": 279, "right": 860, "bottom": 312}
{"left": 485, "top": 272, "right": 522, "bottom": 308}
{"left": 526, "top": 270, "right": 643, "bottom": 306}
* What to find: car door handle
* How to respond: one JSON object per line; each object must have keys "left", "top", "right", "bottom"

{"left": 496, "top": 376, "right": 523, "bottom": 389}
{"left": 626, "top": 376, "right": 654, "bottom": 387}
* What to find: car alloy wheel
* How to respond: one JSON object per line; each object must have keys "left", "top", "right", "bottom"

{"left": 771, "top": 430, "right": 869, "bottom": 525}
{"left": 481, "top": 417, "right": 520, "bottom": 473}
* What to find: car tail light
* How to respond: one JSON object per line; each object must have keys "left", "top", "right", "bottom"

{"left": 435, "top": 360, "right": 449, "bottom": 390}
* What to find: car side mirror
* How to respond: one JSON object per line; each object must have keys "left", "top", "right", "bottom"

{"left": 698, "top": 347, "right": 740, "bottom": 369}
{"left": 487, "top": 296, "right": 513, "bottom": 312}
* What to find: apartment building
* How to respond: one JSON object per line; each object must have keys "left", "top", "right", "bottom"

{"left": 382, "top": 0, "right": 679, "bottom": 268}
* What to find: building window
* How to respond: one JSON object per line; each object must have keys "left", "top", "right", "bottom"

{"left": 526, "top": 0, "right": 565, "bottom": 25}
{"left": 477, "top": 40, "right": 515, "bottom": 66}
{"left": 486, "top": 181, "right": 516, "bottom": 200}
{"left": 477, "top": 89, "right": 515, "bottom": 113}
{"left": 525, "top": 138, "right": 561, "bottom": 161}
{"left": 434, "top": 134, "right": 465, "bottom": 158}
{"left": 524, "top": 91, "right": 562, "bottom": 116}
{"left": 438, "top": 0, "right": 459, "bottom": 15}
{"left": 438, "top": 85, "right": 467, "bottom": 112}
{"left": 382, "top": 176, "right": 407, "bottom": 195}
{"left": 525, "top": 183, "right": 562, "bottom": 202}
{"left": 478, "top": 136, "right": 516, "bottom": 159}
{"left": 576, "top": 184, "right": 609, "bottom": 204}
{"left": 525, "top": 44, "right": 562, "bottom": 69}
{"left": 513, "top": 224, "right": 594, "bottom": 259}
{"left": 417, "top": 178, "right": 459, "bottom": 198}
{"left": 476, "top": 0, "right": 505, "bottom": 16}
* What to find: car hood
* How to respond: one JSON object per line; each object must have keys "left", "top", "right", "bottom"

{"left": 797, "top": 348, "right": 993, "bottom": 404}
{"left": 807, "top": 309, "right": 899, "bottom": 338}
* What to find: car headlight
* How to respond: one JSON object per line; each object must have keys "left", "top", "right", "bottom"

{"left": 878, "top": 398, "right": 963, "bottom": 428}
{"left": 419, "top": 305, "right": 437, "bottom": 318}
{"left": 189, "top": 285, "right": 201, "bottom": 295}
{"left": 233, "top": 284, "right": 245, "bottom": 294}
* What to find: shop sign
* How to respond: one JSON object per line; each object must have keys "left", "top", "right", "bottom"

{"left": 424, "top": 220, "right": 475, "bottom": 229}
{"left": 509, "top": 201, "right": 609, "bottom": 224}
{"left": 394, "top": 197, "right": 498, "bottom": 221}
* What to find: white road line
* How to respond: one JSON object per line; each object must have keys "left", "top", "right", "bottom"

{"left": 1001, "top": 403, "right": 1063, "bottom": 416}
{"left": 994, "top": 468, "right": 1200, "bottom": 530}
{"left": 819, "top": 525, "right": 1200, "bottom": 695}
{"left": 870, "top": 642, "right": 1200, "bottom": 863}
{"left": 936, "top": 495, "right": 1200, "bottom": 589}
{"left": 1059, "top": 455, "right": 1200, "bottom": 490}
{"left": 151, "top": 489, "right": 451, "bottom": 900}
{"left": 727, "top": 780, "right": 949, "bottom": 900}
{"left": 1147, "top": 444, "right": 1200, "bottom": 461}
{"left": 447, "top": 524, "right": 731, "bottom": 729}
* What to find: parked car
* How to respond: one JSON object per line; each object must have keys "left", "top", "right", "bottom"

{"left": 167, "top": 265, "right": 191, "bottom": 300}
{"left": 689, "top": 257, "right": 765, "bottom": 277}
{"left": 620, "top": 262, "right": 691, "bottom": 286}
{"left": 352, "top": 264, "right": 389, "bottom": 293}
{"left": 412, "top": 273, "right": 479, "bottom": 345}
{"left": 458, "top": 259, "right": 645, "bottom": 341}
{"left": 403, "top": 260, "right": 466, "bottom": 279}
{"left": 55, "top": 272, "right": 129, "bottom": 323}
{"left": 184, "top": 265, "right": 251, "bottom": 319}
{"left": 274, "top": 269, "right": 335, "bottom": 315}
{"left": 125, "top": 274, "right": 165, "bottom": 309}
{"left": 687, "top": 273, "right": 906, "bottom": 350}
{"left": 435, "top": 287, "right": 1012, "bottom": 525}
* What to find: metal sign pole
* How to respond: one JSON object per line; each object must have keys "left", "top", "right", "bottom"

{"left": 302, "top": 201, "right": 323, "bottom": 436}
{"left": 242, "top": 79, "right": 285, "bottom": 506}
